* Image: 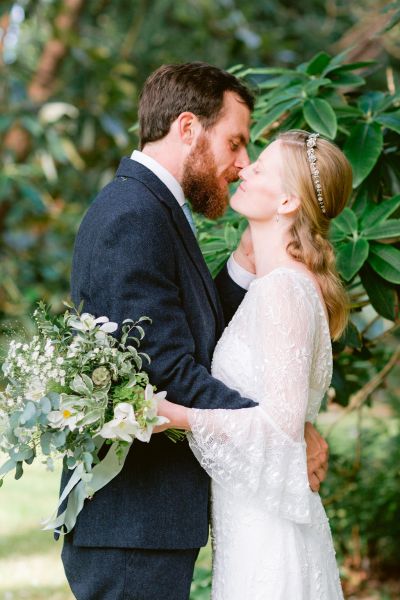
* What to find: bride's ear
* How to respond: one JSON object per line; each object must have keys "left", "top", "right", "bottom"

{"left": 278, "top": 193, "right": 301, "bottom": 217}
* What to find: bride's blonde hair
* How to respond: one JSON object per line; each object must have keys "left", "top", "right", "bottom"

{"left": 277, "top": 130, "right": 352, "bottom": 340}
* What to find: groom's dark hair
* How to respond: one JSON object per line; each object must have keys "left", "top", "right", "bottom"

{"left": 138, "top": 62, "right": 254, "bottom": 149}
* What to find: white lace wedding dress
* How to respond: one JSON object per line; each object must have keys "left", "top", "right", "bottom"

{"left": 188, "top": 268, "right": 344, "bottom": 600}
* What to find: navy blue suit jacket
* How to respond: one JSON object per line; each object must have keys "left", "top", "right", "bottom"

{"left": 66, "top": 157, "right": 256, "bottom": 550}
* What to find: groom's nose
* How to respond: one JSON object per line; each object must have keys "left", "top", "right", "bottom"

{"left": 234, "top": 147, "right": 250, "bottom": 169}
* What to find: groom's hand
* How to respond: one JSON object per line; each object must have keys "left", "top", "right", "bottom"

{"left": 233, "top": 226, "right": 256, "bottom": 274}
{"left": 304, "top": 422, "right": 329, "bottom": 492}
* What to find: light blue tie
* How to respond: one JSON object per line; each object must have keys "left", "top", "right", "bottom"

{"left": 181, "top": 202, "right": 197, "bottom": 237}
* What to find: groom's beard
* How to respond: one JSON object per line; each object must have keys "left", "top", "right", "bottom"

{"left": 182, "top": 134, "right": 238, "bottom": 220}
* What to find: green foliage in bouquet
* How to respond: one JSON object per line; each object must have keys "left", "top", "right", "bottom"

{"left": 0, "top": 302, "right": 177, "bottom": 532}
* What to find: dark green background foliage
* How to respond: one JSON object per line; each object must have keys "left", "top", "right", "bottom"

{"left": 0, "top": 0, "right": 399, "bottom": 596}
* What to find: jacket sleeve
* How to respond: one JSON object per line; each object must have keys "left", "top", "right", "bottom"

{"left": 214, "top": 261, "right": 247, "bottom": 325}
{"left": 87, "top": 209, "right": 257, "bottom": 410}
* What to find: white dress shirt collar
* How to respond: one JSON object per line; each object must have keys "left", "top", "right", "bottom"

{"left": 130, "top": 150, "right": 185, "bottom": 207}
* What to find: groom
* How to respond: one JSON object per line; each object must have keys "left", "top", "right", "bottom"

{"left": 62, "top": 62, "right": 329, "bottom": 600}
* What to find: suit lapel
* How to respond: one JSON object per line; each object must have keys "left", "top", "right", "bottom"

{"left": 115, "top": 158, "right": 223, "bottom": 327}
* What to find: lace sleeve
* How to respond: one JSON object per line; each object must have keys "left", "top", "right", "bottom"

{"left": 188, "top": 271, "right": 318, "bottom": 523}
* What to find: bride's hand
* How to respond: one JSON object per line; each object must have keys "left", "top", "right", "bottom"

{"left": 157, "top": 398, "right": 190, "bottom": 430}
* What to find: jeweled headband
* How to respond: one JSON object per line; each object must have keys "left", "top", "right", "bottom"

{"left": 306, "top": 133, "right": 327, "bottom": 215}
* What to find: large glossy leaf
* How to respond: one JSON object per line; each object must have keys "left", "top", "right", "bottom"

{"left": 375, "top": 110, "right": 400, "bottom": 134}
{"left": 303, "top": 98, "right": 337, "bottom": 139}
{"left": 250, "top": 99, "right": 302, "bottom": 142}
{"left": 334, "top": 105, "right": 364, "bottom": 119}
{"left": 363, "top": 219, "right": 400, "bottom": 240}
{"left": 329, "top": 73, "right": 365, "bottom": 88}
{"left": 305, "top": 52, "right": 332, "bottom": 75}
{"left": 264, "top": 85, "right": 303, "bottom": 111}
{"left": 323, "top": 60, "right": 376, "bottom": 76}
{"left": 344, "top": 122, "right": 383, "bottom": 187}
{"left": 336, "top": 238, "right": 369, "bottom": 281}
{"left": 368, "top": 242, "right": 400, "bottom": 284}
{"left": 360, "top": 194, "right": 400, "bottom": 228}
{"left": 304, "top": 78, "right": 332, "bottom": 95}
{"left": 360, "top": 264, "right": 397, "bottom": 321}
{"left": 331, "top": 207, "right": 358, "bottom": 241}
{"left": 358, "top": 91, "right": 388, "bottom": 115}
{"left": 340, "top": 321, "right": 362, "bottom": 350}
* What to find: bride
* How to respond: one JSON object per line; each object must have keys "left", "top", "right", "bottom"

{"left": 158, "top": 130, "right": 352, "bottom": 599}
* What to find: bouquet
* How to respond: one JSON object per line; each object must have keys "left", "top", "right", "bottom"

{"left": 0, "top": 302, "right": 179, "bottom": 533}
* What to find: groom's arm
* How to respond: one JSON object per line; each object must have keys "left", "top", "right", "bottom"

{"left": 87, "top": 206, "right": 257, "bottom": 411}
{"left": 215, "top": 227, "right": 257, "bottom": 323}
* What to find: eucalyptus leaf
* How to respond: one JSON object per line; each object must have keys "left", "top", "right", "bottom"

{"left": 40, "top": 396, "right": 52, "bottom": 414}
{"left": 336, "top": 238, "right": 369, "bottom": 281}
{"left": 40, "top": 432, "right": 52, "bottom": 455}
{"left": 15, "top": 462, "right": 24, "bottom": 480}
{"left": 19, "top": 402, "right": 37, "bottom": 425}
{"left": 12, "top": 445, "right": 34, "bottom": 462}
{"left": 0, "top": 458, "right": 17, "bottom": 477}
{"left": 52, "top": 430, "right": 67, "bottom": 448}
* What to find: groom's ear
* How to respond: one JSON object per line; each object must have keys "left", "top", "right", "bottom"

{"left": 278, "top": 193, "right": 301, "bottom": 216}
{"left": 174, "top": 112, "right": 201, "bottom": 145}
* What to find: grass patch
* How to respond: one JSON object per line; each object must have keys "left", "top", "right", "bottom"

{"left": 1, "top": 405, "right": 397, "bottom": 599}
{"left": 0, "top": 458, "right": 211, "bottom": 599}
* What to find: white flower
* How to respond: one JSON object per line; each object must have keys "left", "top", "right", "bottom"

{"left": 56, "top": 357, "right": 64, "bottom": 365}
{"left": 47, "top": 404, "right": 83, "bottom": 431}
{"left": 68, "top": 313, "right": 118, "bottom": 333}
{"left": 135, "top": 385, "right": 169, "bottom": 443}
{"left": 25, "top": 378, "right": 46, "bottom": 402}
{"left": 98, "top": 403, "right": 139, "bottom": 442}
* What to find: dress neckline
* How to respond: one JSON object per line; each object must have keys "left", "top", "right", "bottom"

{"left": 250, "top": 266, "right": 331, "bottom": 333}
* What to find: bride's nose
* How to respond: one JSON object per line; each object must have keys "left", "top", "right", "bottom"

{"left": 238, "top": 165, "right": 250, "bottom": 180}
